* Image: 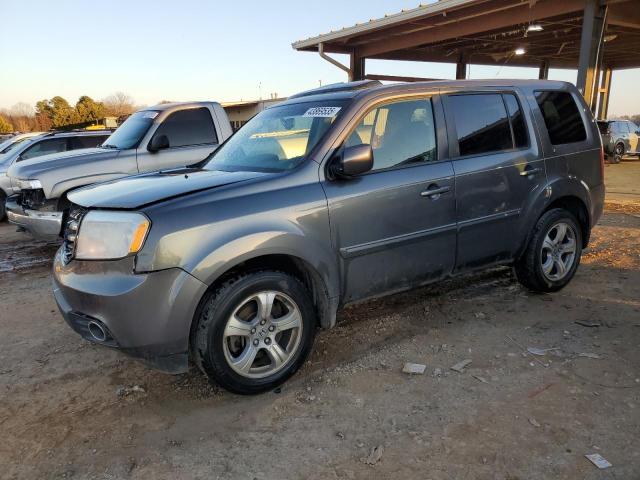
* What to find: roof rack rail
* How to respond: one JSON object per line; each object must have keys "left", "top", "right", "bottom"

{"left": 289, "top": 80, "right": 382, "bottom": 99}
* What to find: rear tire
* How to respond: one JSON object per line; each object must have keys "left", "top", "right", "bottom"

{"left": 191, "top": 270, "right": 317, "bottom": 394}
{"left": 515, "top": 208, "right": 582, "bottom": 293}
{"left": 613, "top": 143, "right": 624, "bottom": 163}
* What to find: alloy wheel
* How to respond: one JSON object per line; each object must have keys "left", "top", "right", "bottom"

{"left": 222, "top": 291, "right": 303, "bottom": 378}
{"left": 540, "top": 221, "right": 577, "bottom": 281}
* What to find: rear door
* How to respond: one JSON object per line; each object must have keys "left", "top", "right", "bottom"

{"left": 442, "top": 90, "right": 545, "bottom": 271}
{"left": 322, "top": 95, "right": 457, "bottom": 303}
{"left": 136, "top": 107, "right": 219, "bottom": 172}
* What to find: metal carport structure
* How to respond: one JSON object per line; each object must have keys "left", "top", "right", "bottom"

{"left": 292, "top": 0, "right": 640, "bottom": 119}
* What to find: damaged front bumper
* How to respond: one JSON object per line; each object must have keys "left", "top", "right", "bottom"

{"left": 52, "top": 249, "right": 208, "bottom": 373}
{"left": 6, "top": 195, "right": 63, "bottom": 240}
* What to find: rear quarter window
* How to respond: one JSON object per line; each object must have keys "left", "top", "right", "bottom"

{"left": 535, "top": 91, "right": 587, "bottom": 145}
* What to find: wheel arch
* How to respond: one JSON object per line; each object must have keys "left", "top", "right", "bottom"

{"left": 191, "top": 251, "right": 339, "bottom": 332}
{"left": 517, "top": 180, "right": 592, "bottom": 260}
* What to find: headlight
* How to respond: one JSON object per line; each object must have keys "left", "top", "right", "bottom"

{"left": 75, "top": 211, "right": 150, "bottom": 260}
{"left": 16, "top": 178, "right": 42, "bottom": 190}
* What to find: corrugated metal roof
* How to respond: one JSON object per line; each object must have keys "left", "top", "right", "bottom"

{"left": 292, "top": 0, "right": 480, "bottom": 50}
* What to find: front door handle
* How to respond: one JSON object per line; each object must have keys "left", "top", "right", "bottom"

{"left": 420, "top": 185, "right": 451, "bottom": 199}
{"left": 520, "top": 166, "right": 543, "bottom": 177}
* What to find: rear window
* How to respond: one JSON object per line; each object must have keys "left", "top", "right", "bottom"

{"left": 535, "top": 91, "right": 587, "bottom": 145}
{"left": 449, "top": 94, "right": 513, "bottom": 156}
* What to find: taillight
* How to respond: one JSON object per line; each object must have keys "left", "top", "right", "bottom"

{"left": 599, "top": 145, "right": 605, "bottom": 178}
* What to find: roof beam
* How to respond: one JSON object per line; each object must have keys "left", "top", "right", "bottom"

{"left": 359, "top": 0, "right": 586, "bottom": 58}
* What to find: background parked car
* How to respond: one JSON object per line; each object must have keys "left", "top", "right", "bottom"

{"left": 0, "top": 132, "right": 44, "bottom": 155}
{"left": 0, "top": 131, "right": 111, "bottom": 220}
{"left": 6, "top": 102, "right": 232, "bottom": 240}
{"left": 597, "top": 119, "right": 640, "bottom": 163}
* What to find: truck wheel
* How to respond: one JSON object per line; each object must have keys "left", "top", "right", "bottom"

{"left": 515, "top": 208, "right": 582, "bottom": 293}
{"left": 191, "top": 270, "right": 317, "bottom": 394}
{"left": 613, "top": 143, "right": 624, "bottom": 163}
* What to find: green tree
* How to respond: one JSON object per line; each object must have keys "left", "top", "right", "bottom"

{"left": 75, "top": 96, "right": 105, "bottom": 123}
{"left": 0, "top": 115, "right": 13, "bottom": 133}
{"left": 35, "top": 96, "right": 79, "bottom": 128}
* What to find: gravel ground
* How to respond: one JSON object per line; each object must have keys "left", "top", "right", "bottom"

{"left": 0, "top": 201, "right": 639, "bottom": 480}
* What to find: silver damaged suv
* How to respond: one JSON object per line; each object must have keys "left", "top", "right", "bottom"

{"left": 53, "top": 80, "right": 605, "bottom": 394}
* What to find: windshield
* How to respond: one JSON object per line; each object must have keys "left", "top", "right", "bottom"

{"left": 206, "top": 100, "right": 347, "bottom": 173}
{"left": 101, "top": 110, "right": 159, "bottom": 150}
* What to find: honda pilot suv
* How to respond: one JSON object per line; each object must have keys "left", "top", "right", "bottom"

{"left": 52, "top": 80, "right": 604, "bottom": 394}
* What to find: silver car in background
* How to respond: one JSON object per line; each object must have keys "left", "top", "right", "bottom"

{"left": 0, "top": 131, "right": 110, "bottom": 220}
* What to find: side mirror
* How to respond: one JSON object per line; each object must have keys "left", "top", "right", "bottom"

{"left": 148, "top": 134, "right": 170, "bottom": 152}
{"left": 333, "top": 144, "right": 373, "bottom": 178}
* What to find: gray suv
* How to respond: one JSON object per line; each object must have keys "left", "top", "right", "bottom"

{"left": 52, "top": 80, "right": 605, "bottom": 394}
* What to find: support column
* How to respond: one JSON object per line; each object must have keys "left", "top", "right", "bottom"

{"left": 597, "top": 67, "right": 612, "bottom": 120}
{"left": 576, "top": 0, "right": 608, "bottom": 110}
{"left": 349, "top": 53, "right": 365, "bottom": 82}
{"left": 455, "top": 54, "right": 467, "bottom": 80}
{"left": 538, "top": 60, "right": 549, "bottom": 80}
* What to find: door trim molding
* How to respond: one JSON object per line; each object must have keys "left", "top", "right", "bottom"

{"left": 340, "top": 222, "right": 457, "bottom": 259}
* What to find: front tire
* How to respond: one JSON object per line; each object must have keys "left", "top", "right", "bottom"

{"left": 515, "top": 208, "right": 582, "bottom": 293}
{"left": 191, "top": 271, "right": 317, "bottom": 394}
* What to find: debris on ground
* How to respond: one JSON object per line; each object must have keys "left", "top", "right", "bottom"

{"left": 585, "top": 453, "right": 612, "bottom": 469}
{"left": 472, "top": 375, "right": 489, "bottom": 384}
{"left": 361, "top": 445, "right": 384, "bottom": 466}
{"left": 528, "top": 418, "right": 541, "bottom": 428}
{"left": 432, "top": 367, "right": 443, "bottom": 377}
{"left": 450, "top": 359, "right": 472, "bottom": 373}
{"left": 578, "top": 353, "right": 602, "bottom": 359}
{"left": 402, "top": 363, "right": 426, "bottom": 374}
{"left": 575, "top": 320, "right": 601, "bottom": 328}
{"left": 527, "top": 347, "right": 552, "bottom": 356}
{"left": 116, "top": 385, "right": 146, "bottom": 397}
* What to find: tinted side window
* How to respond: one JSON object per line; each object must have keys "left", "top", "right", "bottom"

{"left": 20, "top": 138, "right": 68, "bottom": 161}
{"left": 154, "top": 107, "right": 218, "bottom": 148}
{"left": 450, "top": 94, "right": 512, "bottom": 156}
{"left": 503, "top": 94, "right": 528, "bottom": 148}
{"left": 69, "top": 135, "right": 109, "bottom": 150}
{"left": 535, "top": 91, "right": 586, "bottom": 145}
{"left": 344, "top": 98, "right": 437, "bottom": 171}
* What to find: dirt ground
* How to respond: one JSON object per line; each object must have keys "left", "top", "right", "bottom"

{"left": 1, "top": 164, "right": 640, "bottom": 479}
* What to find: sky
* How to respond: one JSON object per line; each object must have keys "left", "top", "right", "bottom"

{"left": 1, "top": 0, "right": 638, "bottom": 116}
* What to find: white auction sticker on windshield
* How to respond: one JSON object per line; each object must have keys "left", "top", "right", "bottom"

{"left": 303, "top": 106, "right": 341, "bottom": 118}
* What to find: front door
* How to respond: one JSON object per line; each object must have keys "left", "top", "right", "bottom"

{"left": 443, "top": 91, "right": 546, "bottom": 271}
{"left": 137, "top": 107, "right": 219, "bottom": 172}
{"left": 322, "top": 96, "right": 457, "bottom": 303}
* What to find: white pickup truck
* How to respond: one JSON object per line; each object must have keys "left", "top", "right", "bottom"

{"left": 7, "top": 101, "right": 233, "bottom": 240}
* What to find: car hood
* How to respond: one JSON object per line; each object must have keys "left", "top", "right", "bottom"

{"left": 7, "top": 148, "right": 117, "bottom": 180}
{"left": 68, "top": 168, "right": 271, "bottom": 209}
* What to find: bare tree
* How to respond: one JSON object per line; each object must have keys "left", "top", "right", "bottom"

{"left": 102, "top": 92, "right": 136, "bottom": 117}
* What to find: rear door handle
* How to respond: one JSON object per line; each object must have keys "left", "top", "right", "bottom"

{"left": 520, "top": 166, "right": 543, "bottom": 177}
{"left": 420, "top": 185, "right": 451, "bottom": 199}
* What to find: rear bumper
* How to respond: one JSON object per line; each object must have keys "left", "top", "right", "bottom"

{"left": 6, "top": 196, "right": 63, "bottom": 240}
{"left": 52, "top": 249, "right": 208, "bottom": 373}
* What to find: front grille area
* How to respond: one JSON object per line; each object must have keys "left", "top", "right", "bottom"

{"left": 61, "top": 204, "right": 86, "bottom": 264}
